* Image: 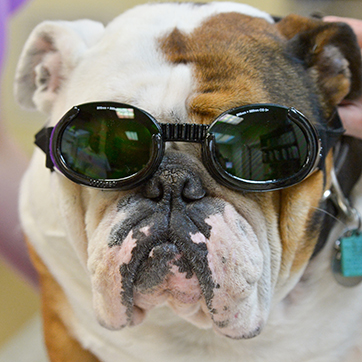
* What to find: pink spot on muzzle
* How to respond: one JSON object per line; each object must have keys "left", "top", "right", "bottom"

{"left": 90, "top": 230, "right": 142, "bottom": 329}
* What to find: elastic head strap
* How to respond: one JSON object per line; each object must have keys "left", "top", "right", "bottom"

{"left": 317, "top": 110, "right": 345, "bottom": 171}
{"left": 35, "top": 127, "right": 54, "bottom": 171}
{"left": 324, "top": 111, "right": 346, "bottom": 154}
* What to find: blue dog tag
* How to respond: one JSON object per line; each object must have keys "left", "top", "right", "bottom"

{"left": 340, "top": 230, "right": 362, "bottom": 277}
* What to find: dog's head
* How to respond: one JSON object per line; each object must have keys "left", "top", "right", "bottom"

{"left": 15, "top": 3, "right": 361, "bottom": 339}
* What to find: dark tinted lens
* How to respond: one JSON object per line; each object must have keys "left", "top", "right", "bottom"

{"left": 59, "top": 104, "right": 158, "bottom": 180}
{"left": 209, "top": 106, "right": 309, "bottom": 182}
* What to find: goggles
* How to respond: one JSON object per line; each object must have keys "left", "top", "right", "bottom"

{"left": 35, "top": 102, "right": 344, "bottom": 192}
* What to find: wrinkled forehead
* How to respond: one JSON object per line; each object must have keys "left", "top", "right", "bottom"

{"left": 63, "top": 3, "right": 274, "bottom": 123}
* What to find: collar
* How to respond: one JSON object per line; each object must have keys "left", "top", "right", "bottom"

{"left": 312, "top": 136, "right": 362, "bottom": 285}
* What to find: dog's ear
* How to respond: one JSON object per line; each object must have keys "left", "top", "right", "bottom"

{"left": 14, "top": 20, "right": 104, "bottom": 114}
{"left": 277, "top": 15, "right": 362, "bottom": 112}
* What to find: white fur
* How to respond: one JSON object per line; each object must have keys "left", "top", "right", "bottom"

{"left": 16, "top": 2, "right": 362, "bottom": 361}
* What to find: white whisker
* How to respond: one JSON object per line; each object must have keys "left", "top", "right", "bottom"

{"left": 312, "top": 206, "right": 346, "bottom": 228}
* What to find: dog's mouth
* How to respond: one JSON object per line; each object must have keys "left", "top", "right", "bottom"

{"left": 88, "top": 196, "right": 271, "bottom": 339}
{"left": 114, "top": 222, "right": 217, "bottom": 332}
{"left": 133, "top": 242, "right": 206, "bottom": 322}
{"left": 133, "top": 242, "right": 201, "bottom": 304}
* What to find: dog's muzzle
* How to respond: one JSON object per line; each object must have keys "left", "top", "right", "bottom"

{"left": 88, "top": 155, "right": 271, "bottom": 339}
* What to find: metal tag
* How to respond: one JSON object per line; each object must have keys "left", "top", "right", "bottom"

{"left": 332, "top": 229, "right": 362, "bottom": 287}
{"left": 340, "top": 230, "right": 362, "bottom": 277}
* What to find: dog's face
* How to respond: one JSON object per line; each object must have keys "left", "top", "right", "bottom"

{"left": 15, "top": 3, "right": 361, "bottom": 339}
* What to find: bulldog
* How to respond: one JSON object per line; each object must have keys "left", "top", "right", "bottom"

{"left": 14, "top": 2, "right": 362, "bottom": 361}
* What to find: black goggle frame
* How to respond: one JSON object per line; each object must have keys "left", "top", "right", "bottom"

{"left": 35, "top": 102, "right": 345, "bottom": 192}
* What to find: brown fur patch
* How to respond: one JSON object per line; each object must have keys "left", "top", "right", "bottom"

{"left": 160, "top": 13, "right": 318, "bottom": 123}
{"left": 276, "top": 14, "right": 319, "bottom": 40}
{"left": 278, "top": 151, "right": 333, "bottom": 275}
{"left": 279, "top": 171, "right": 324, "bottom": 274}
{"left": 26, "top": 240, "right": 100, "bottom": 362}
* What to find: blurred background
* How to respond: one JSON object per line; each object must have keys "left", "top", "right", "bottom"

{"left": 1, "top": 0, "right": 362, "bottom": 361}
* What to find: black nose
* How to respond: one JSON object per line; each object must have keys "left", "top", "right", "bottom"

{"left": 143, "top": 157, "right": 206, "bottom": 203}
